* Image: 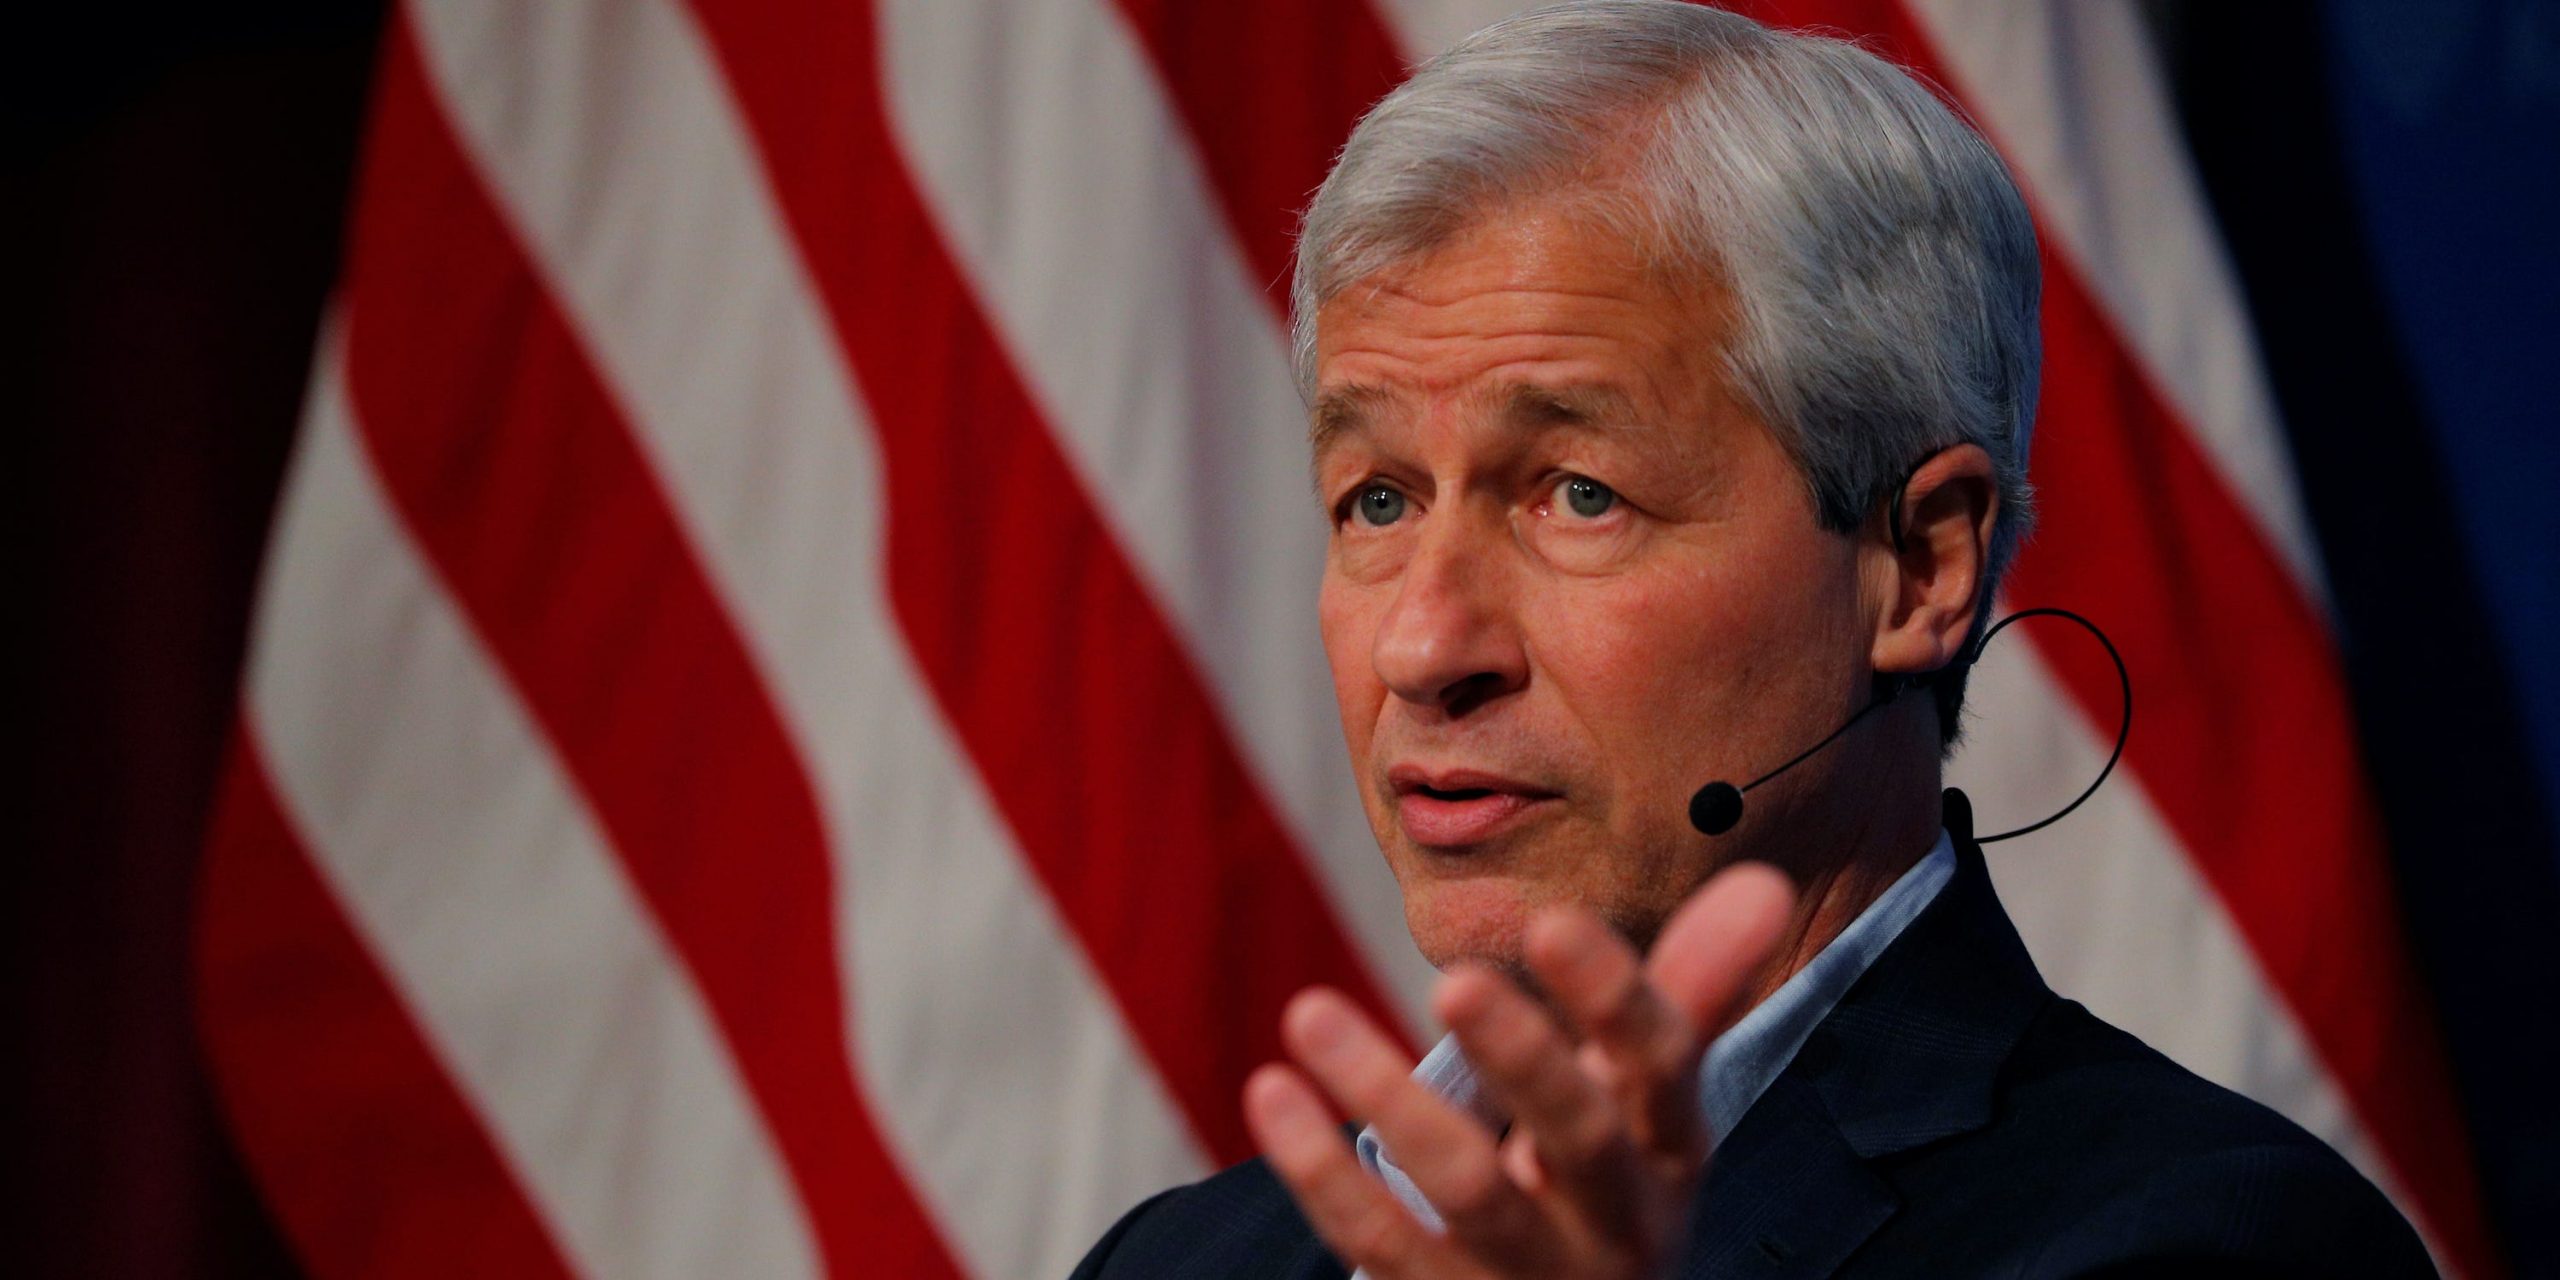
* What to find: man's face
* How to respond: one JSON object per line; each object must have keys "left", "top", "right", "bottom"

{"left": 1312, "top": 201, "right": 1880, "bottom": 973}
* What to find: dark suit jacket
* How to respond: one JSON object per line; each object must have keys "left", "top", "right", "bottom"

{"left": 1071, "top": 793, "right": 2436, "bottom": 1278}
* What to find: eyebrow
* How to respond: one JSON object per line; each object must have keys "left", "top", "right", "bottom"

{"left": 1308, "top": 380, "right": 1640, "bottom": 454}
{"left": 1308, "top": 383, "right": 1392, "bottom": 455}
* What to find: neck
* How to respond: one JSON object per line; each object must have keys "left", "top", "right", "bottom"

{"left": 1739, "top": 718, "right": 1945, "bottom": 1009}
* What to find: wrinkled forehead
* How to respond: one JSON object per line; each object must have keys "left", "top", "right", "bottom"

{"left": 1309, "top": 377, "right": 1646, "bottom": 459}
{"left": 1304, "top": 201, "right": 1734, "bottom": 456}
{"left": 1308, "top": 174, "right": 1696, "bottom": 329}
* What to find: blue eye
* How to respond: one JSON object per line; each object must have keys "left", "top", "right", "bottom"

{"left": 1353, "top": 484, "right": 1408, "bottom": 527}
{"left": 1555, "top": 475, "right": 1617, "bottom": 518}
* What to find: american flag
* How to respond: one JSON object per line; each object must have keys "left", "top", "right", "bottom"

{"left": 190, "top": 1, "right": 2498, "bottom": 1277}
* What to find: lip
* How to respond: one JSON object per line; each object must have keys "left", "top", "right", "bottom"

{"left": 1387, "top": 765, "right": 1559, "bottom": 848}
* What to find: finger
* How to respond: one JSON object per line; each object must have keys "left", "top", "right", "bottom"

{"left": 1648, "top": 862, "right": 1796, "bottom": 1046}
{"left": 1435, "top": 965, "right": 1646, "bottom": 1241}
{"left": 1244, "top": 1064, "right": 1464, "bottom": 1279}
{"left": 1280, "top": 990, "right": 1548, "bottom": 1265}
{"left": 1521, "top": 906, "right": 1694, "bottom": 1155}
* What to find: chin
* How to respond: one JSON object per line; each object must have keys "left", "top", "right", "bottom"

{"left": 1400, "top": 876, "right": 1541, "bottom": 974}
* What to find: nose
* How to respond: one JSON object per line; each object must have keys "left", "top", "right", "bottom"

{"left": 1370, "top": 515, "right": 1527, "bottom": 718}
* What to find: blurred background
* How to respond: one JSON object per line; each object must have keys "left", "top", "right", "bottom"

{"left": 16, "top": 1, "right": 2558, "bottom": 1277}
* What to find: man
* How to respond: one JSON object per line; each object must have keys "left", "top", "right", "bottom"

{"left": 1074, "top": 3, "right": 2433, "bottom": 1276}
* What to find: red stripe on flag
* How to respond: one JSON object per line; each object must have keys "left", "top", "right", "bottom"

{"left": 676, "top": 0, "right": 1413, "bottom": 1164}
{"left": 331, "top": 23, "right": 961, "bottom": 1277}
{"left": 1750, "top": 1, "right": 2497, "bottom": 1271}
{"left": 195, "top": 729, "right": 577, "bottom": 1280}
{"left": 1110, "top": 0, "right": 1409, "bottom": 304}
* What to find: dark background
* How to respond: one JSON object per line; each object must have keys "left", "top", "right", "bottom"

{"left": 16, "top": 2, "right": 2557, "bottom": 1275}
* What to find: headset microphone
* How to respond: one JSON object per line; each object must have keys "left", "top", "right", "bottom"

{"left": 1688, "top": 607, "right": 2131, "bottom": 843}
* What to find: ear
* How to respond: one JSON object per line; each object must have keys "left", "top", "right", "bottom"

{"left": 1870, "top": 445, "right": 1999, "bottom": 678}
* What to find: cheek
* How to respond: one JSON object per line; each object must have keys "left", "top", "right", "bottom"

{"left": 1526, "top": 546, "right": 1842, "bottom": 789}
{"left": 1318, "top": 575, "right": 1384, "bottom": 740}
{"left": 1532, "top": 574, "right": 1732, "bottom": 731}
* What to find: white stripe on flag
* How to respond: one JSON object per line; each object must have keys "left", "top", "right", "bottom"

{"left": 878, "top": 0, "right": 1443, "bottom": 1034}
{"left": 400, "top": 1, "right": 1213, "bottom": 1274}
{"left": 248, "top": 331, "right": 824, "bottom": 1280}
{"left": 1903, "top": 0, "right": 2325, "bottom": 595}
{"left": 1369, "top": 0, "right": 1531, "bottom": 61}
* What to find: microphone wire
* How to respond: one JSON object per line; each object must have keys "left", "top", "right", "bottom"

{"left": 1967, "top": 606, "right": 2132, "bottom": 844}
{"left": 1737, "top": 676, "right": 1909, "bottom": 794}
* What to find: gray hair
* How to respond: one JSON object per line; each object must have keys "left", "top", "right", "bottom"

{"left": 1291, "top": 0, "right": 2040, "bottom": 742}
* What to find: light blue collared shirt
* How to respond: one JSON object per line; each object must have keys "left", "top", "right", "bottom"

{"left": 1351, "top": 832, "right": 1957, "bottom": 1256}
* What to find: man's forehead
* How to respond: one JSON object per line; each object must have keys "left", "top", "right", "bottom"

{"left": 1309, "top": 377, "right": 1644, "bottom": 454}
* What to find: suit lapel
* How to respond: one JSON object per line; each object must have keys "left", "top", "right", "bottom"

{"left": 1684, "top": 1075, "right": 1895, "bottom": 1279}
{"left": 1682, "top": 789, "right": 2054, "bottom": 1277}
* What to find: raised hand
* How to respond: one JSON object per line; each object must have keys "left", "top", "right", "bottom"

{"left": 1243, "top": 863, "right": 1797, "bottom": 1279}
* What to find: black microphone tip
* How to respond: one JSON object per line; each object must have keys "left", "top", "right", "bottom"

{"left": 1690, "top": 781, "right": 1744, "bottom": 836}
